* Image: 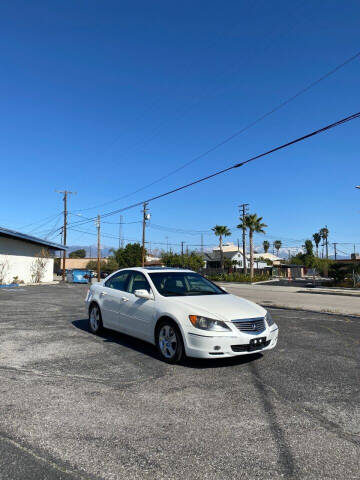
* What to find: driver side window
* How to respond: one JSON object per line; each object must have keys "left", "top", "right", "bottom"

{"left": 127, "top": 272, "right": 151, "bottom": 294}
{"left": 105, "top": 271, "right": 130, "bottom": 291}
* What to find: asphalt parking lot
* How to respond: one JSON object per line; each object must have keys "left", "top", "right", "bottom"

{"left": 0, "top": 284, "right": 359, "bottom": 479}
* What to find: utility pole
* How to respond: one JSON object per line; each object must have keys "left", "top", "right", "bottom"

{"left": 238, "top": 203, "right": 249, "bottom": 274}
{"left": 166, "top": 236, "right": 169, "bottom": 252}
{"left": 201, "top": 234, "right": 204, "bottom": 254}
{"left": 181, "top": 241, "right": 184, "bottom": 258}
{"left": 96, "top": 215, "right": 101, "bottom": 281}
{"left": 333, "top": 242, "right": 337, "bottom": 260}
{"left": 325, "top": 225, "right": 329, "bottom": 259}
{"left": 56, "top": 190, "right": 75, "bottom": 281}
{"left": 119, "top": 215, "right": 123, "bottom": 249}
{"left": 141, "top": 203, "right": 150, "bottom": 267}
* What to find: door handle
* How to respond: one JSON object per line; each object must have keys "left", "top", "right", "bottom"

{"left": 121, "top": 297, "right": 129, "bottom": 302}
{"left": 100, "top": 292, "right": 107, "bottom": 297}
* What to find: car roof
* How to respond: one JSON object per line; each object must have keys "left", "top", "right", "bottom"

{"left": 122, "top": 267, "right": 194, "bottom": 273}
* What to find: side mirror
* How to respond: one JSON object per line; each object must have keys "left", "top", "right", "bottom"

{"left": 134, "top": 289, "right": 153, "bottom": 300}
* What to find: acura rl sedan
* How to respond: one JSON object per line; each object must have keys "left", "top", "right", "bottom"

{"left": 85, "top": 267, "right": 278, "bottom": 363}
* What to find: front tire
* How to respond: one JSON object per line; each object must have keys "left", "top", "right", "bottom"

{"left": 156, "top": 320, "right": 184, "bottom": 364}
{"left": 88, "top": 304, "right": 103, "bottom": 335}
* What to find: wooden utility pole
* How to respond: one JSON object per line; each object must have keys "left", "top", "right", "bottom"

{"left": 141, "top": 203, "right": 149, "bottom": 267}
{"left": 56, "top": 190, "right": 75, "bottom": 281}
{"left": 181, "top": 241, "right": 184, "bottom": 257}
{"left": 333, "top": 242, "right": 337, "bottom": 260}
{"left": 239, "top": 203, "right": 249, "bottom": 274}
{"left": 96, "top": 215, "right": 101, "bottom": 281}
{"left": 119, "top": 214, "right": 123, "bottom": 249}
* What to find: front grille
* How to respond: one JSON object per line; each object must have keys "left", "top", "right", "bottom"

{"left": 232, "top": 317, "right": 265, "bottom": 333}
{"left": 231, "top": 340, "right": 270, "bottom": 353}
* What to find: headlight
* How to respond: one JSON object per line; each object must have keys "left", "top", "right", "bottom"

{"left": 189, "top": 315, "right": 231, "bottom": 331}
{"left": 265, "top": 312, "right": 274, "bottom": 327}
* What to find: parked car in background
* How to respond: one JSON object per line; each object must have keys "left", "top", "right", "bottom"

{"left": 85, "top": 267, "right": 278, "bottom": 363}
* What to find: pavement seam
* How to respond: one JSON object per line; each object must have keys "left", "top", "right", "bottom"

{"left": 250, "top": 371, "right": 360, "bottom": 448}
{"left": 0, "top": 432, "right": 96, "bottom": 480}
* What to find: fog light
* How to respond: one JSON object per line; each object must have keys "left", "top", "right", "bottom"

{"left": 214, "top": 345, "right": 221, "bottom": 351}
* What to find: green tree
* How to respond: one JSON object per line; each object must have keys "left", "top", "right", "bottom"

{"left": 161, "top": 251, "right": 204, "bottom": 271}
{"left": 238, "top": 214, "right": 267, "bottom": 280}
{"left": 111, "top": 243, "right": 144, "bottom": 268}
{"left": 69, "top": 249, "right": 86, "bottom": 259}
{"left": 303, "top": 239, "right": 314, "bottom": 257}
{"left": 273, "top": 240, "right": 282, "bottom": 257}
{"left": 212, "top": 225, "right": 231, "bottom": 271}
{"left": 263, "top": 240, "right": 270, "bottom": 253}
{"left": 313, "top": 232, "right": 321, "bottom": 257}
{"left": 86, "top": 260, "right": 109, "bottom": 272}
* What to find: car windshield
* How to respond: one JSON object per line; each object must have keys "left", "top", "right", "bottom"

{"left": 148, "top": 272, "right": 227, "bottom": 297}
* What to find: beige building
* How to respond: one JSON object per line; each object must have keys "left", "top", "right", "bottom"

{"left": 59, "top": 257, "right": 108, "bottom": 270}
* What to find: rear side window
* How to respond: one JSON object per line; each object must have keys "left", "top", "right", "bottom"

{"left": 127, "top": 272, "right": 151, "bottom": 294}
{"left": 105, "top": 271, "right": 130, "bottom": 291}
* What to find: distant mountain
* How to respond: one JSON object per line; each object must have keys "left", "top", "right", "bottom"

{"left": 66, "top": 244, "right": 114, "bottom": 258}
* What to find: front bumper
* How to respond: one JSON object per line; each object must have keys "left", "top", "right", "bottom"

{"left": 184, "top": 325, "right": 278, "bottom": 359}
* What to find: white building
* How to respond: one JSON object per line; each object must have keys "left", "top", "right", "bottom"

{"left": 205, "top": 243, "right": 268, "bottom": 269}
{"left": 253, "top": 252, "right": 283, "bottom": 265}
{"left": 0, "top": 227, "right": 65, "bottom": 285}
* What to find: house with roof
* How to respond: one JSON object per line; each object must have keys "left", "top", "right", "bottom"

{"left": 0, "top": 227, "right": 65, "bottom": 284}
{"left": 253, "top": 252, "right": 283, "bottom": 265}
{"left": 204, "top": 243, "right": 268, "bottom": 270}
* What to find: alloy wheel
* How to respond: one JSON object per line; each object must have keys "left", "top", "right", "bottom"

{"left": 158, "top": 325, "right": 177, "bottom": 359}
{"left": 90, "top": 306, "right": 100, "bottom": 332}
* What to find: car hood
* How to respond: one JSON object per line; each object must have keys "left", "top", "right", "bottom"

{"left": 168, "top": 293, "right": 266, "bottom": 321}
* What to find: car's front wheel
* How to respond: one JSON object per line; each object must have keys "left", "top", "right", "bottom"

{"left": 88, "top": 303, "right": 103, "bottom": 335}
{"left": 156, "top": 320, "right": 184, "bottom": 364}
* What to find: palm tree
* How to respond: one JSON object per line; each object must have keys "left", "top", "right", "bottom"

{"left": 319, "top": 227, "right": 329, "bottom": 259}
{"left": 273, "top": 240, "right": 282, "bottom": 257}
{"left": 239, "top": 214, "right": 267, "bottom": 280}
{"left": 263, "top": 240, "right": 270, "bottom": 253}
{"left": 212, "top": 225, "right": 231, "bottom": 271}
{"left": 313, "top": 232, "right": 321, "bottom": 257}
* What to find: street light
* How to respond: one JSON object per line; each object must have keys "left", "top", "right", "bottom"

{"left": 356, "top": 186, "right": 360, "bottom": 189}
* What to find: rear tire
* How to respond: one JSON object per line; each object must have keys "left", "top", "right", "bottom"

{"left": 156, "top": 320, "right": 184, "bottom": 364}
{"left": 88, "top": 304, "right": 103, "bottom": 335}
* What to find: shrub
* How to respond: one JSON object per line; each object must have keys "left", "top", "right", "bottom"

{"left": 207, "top": 272, "right": 269, "bottom": 283}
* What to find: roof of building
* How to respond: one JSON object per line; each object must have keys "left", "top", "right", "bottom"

{"left": 253, "top": 252, "right": 282, "bottom": 261}
{"left": 0, "top": 226, "right": 66, "bottom": 251}
{"left": 204, "top": 250, "right": 242, "bottom": 261}
{"left": 212, "top": 243, "right": 243, "bottom": 253}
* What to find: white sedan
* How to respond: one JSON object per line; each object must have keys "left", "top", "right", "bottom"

{"left": 85, "top": 267, "right": 278, "bottom": 363}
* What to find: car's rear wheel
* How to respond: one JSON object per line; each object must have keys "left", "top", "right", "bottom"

{"left": 89, "top": 304, "right": 103, "bottom": 335}
{"left": 156, "top": 320, "right": 184, "bottom": 364}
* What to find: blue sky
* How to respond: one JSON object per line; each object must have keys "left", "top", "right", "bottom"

{"left": 1, "top": 0, "right": 360, "bottom": 256}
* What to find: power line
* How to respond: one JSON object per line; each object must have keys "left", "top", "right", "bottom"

{"left": 71, "top": 50, "right": 360, "bottom": 214}
{"left": 66, "top": 110, "right": 360, "bottom": 228}
{"left": 16, "top": 212, "right": 62, "bottom": 231}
